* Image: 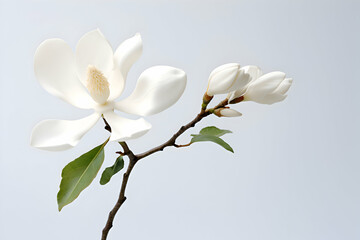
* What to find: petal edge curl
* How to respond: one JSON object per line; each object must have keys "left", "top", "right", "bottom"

{"left": 114, "top": 33, "right": 143, "bottom": 81}
{"left": 30, "top": 113, "right": 100, "bottom": 151}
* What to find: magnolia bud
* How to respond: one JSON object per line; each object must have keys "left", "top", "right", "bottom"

{"left": 206, "top": 63, "right": 251, "bottom": 96}
{"left": 243, "top": 71, "right": 293, "bottom": 104}
{"left": 214, "top": 108, "right": 242, "bottom": 117}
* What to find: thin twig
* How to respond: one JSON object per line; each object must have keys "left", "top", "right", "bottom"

{"left": 101, "top": 142, "right": 137, "bottom": 240}
{"left": 174, "top": 142, "right": 192, "bottom": 148}
{"left": 136, "top": 99, "right": 229, "bottom": 160}
{"left": 135, "top": 110, "right": 210, "bottom": 160}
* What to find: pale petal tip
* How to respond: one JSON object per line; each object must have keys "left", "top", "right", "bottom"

{"left": 243, "top": 65, "right": 260, "bottom": 69}
{"left": 34, "top": 38, "right": 65, "bottom": 61}
{"left": 95, "top": 28, "right": 104, "bottom": 35}
{"left": 135, "top": 33, "right": 143, "bottom": 50}
{"left": 78, "top": 28, "right": 107, "bottom": 45}
{"left": 285, "top": 77, "right": 293, "bottom": 83}
{"left": 276, "top": 71, "right": 286, "bottom": 78}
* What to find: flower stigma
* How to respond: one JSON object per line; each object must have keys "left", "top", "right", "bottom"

{"left": 86, "top": 65, "right": 110, "bottom": 104}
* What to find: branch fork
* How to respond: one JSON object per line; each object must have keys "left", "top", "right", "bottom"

{"left": 101, "top": 97, "right": 230, "bottom": 240}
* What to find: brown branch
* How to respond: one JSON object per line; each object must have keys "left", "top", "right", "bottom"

{"left": 118, "top": 142, "right": 137, "bottom": 160}
{"left": 101, "top": 117, "right": 139, "bottom": 240}
{"left": 213, "top": 98, "right": 229, "bottom": 110}
{"left": 101, "top": 142, "right": 137, "bottom": 240}
{"left": 136, "top": 110, "right": 210, "bottom": 160}
{"left": 135, "top": 98, "right": 229, "bottom": 160}
{"left": 101, "top": 98, "right": 229, "bottom": 240}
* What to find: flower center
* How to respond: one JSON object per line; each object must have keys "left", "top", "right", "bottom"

{"left": 86, "top": 65, "right": 110, "bottom": 104}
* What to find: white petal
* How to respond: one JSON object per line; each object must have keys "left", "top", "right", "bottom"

{"left": 103, "top": 111, "right": 151, "bottom": 141}
{"left": 207, "top": 63, "right": 241, "bottom": 96}
{"left": 228, "top": 65, "right": 262, "bottom": 102}
{"left": 30, "top": 113, "right": 100, "bottom": 151}
{"left": 208, "top": 63, "right": 239, "bottom": 80}
{"left": 242, "top": 65, "right": 262, "bottom": 82}
{"left": 114, "top": 33, "right": 142, "bottom": 80}
{"left": 250, "top": 71, "right": 286, "bottom": 93}
{"left": 115, "top": 66, "right": 187, "bottom": 116}
{"left": 244, "top": 71, "right": 289, "bottom": 104}
{"left": 265, "top": 94, "right": 287, "bottom": 104}
{"left": 107, "top": 67, "right": 125, "bottom": 101}
{"left": 76, "top": 29, "right": 114, "bottom": 85}
{"left": 34, "top": 39, "right": 95, "bottom": 109}
{"left": 233, "top": 70, "right": 251, "bottom": 91}
{"left": 275, "top": 78, "right": 293, "bottom": 95}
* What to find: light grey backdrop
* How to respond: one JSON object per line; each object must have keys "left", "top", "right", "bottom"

{"left": 1, "top": 0, "right": 359, "bottom": 239}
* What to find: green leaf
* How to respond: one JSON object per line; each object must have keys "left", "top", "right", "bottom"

{"left": 57, "top": 139, "right": 109, "bottom": 211}
{"left": 190, "top": 126, "right": 234, "bottom": 153}
{"left": 198, "top": 126, "right": 232, "bottom": 137}
{"left": 191, "top": 135, "right": 234, "bottom": 153}
{"left": 100, "top": 156, "right": 124, "bottom": 185}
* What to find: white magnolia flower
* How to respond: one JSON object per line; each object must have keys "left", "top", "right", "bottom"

{"left": 30, "top": 29, "right": 187, "bottom": 151}
{"left": 206, "top": 63, "right": 251, "bottom": 96}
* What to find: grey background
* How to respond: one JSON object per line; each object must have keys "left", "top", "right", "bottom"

{"left": 1, "top": 0, "right": 359, "bottom": 239}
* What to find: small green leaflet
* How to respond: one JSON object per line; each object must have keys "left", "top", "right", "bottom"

{"left": 100, "top": 156, "right": 124, "bottom": 185}
{"left": 191, "top": 126, "right": 234, "bottom": 153}
{"left": 199, "top": 126, "right": 232, "bottom": 137}
{"left": 57, "top": 139, "right": 109, "bottom": 211}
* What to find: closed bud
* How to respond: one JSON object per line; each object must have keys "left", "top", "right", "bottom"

{"left": 206, "top": 63, "right": 251, "bottom": 96}
{"left": 243, "top": 71, "right": 293, "bottom": 104}
{"left": 214, "top": 108, "right": 242, "bottom": 117}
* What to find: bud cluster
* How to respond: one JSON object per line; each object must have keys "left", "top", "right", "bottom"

{"left": 202, "top": 63, "right": 292, "bottom": 117}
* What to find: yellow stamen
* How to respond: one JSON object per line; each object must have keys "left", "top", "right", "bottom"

{"left": 86, "top": 65, "right": 110, "bottom": 104}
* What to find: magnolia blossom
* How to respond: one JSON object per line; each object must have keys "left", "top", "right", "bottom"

{"left": 30, "top": 29, "right": 187, "bottom": 151}
{"left": 206, "top": 63, "right": 251, "bottom": 96}
{"left": 228, "top": 66, "right": 292, "bottom": 104}
{"left": 243, "top": 71, "right": 292, "bottom": 104}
